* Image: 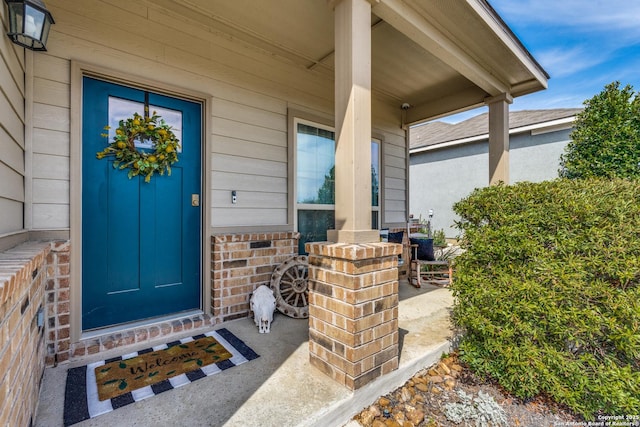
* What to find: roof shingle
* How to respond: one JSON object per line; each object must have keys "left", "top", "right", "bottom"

{"left": 410, "top": 108, "right": 582, "bottom": 149}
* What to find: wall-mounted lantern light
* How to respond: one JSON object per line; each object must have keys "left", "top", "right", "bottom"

{"left": 3, "top": 0, "right": 54, "bottom": 51}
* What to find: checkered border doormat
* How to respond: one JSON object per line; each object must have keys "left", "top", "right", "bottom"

{"left": 63, "top": 328, "right": 259, "bottom": 426}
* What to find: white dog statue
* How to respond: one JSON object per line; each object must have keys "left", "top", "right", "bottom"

{"left": 250, "top": 285, "right": 276, "bottom": 333}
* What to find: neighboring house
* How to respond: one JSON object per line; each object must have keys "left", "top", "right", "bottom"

{"left": 409, "top": 109, "right": 581, "bottom": 237}
{"left": 0, "top": 0, "right": 549, "bottom": 423}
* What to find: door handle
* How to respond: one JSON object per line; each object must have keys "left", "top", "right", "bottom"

{"left": 191, "top": 194, "right": 200, "bottom": 207}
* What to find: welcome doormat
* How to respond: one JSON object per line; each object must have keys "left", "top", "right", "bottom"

{"left": 95, "top": 335, "right": 233, "bottom": 401}
{"left": 63, "top": 328, "right": 259, "bottom": 426}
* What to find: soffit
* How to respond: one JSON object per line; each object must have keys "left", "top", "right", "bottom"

{"left": 148, "top": 0, "right": 547, "bottom": 124}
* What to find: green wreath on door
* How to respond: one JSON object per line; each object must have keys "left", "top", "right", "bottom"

{"left": 96, "top": 111, "right": 180, "bottom": 183}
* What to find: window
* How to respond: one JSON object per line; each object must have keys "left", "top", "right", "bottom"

{"left": 294, "top": 119, "right": 380, "bottom": 254}
{"left": 108, "top": 97, "right": 182, "bottom": 152}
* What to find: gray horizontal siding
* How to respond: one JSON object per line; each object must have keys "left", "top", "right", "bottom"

{"left": 0, "top": 7, "right": 25, "bottom": 236}
{"left": 28, "top": 0, "right": 410, "bottom": 233}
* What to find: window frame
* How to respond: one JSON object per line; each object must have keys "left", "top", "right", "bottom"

{"left": 292, "top": 116, "right": 381, "bottom": 234}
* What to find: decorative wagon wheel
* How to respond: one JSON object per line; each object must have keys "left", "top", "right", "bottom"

{"left": 270, "top": 255, "right": 309, "bottom": 318}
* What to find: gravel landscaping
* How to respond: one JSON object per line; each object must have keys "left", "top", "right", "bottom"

{"left": 351, "top": 352, "right": 583, "bottom": 427}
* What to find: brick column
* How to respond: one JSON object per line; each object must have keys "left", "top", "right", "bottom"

{"left": 307, "top": 242, "right": 400, "bottom": 390}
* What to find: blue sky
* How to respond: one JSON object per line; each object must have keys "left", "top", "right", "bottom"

{"left": 441, "top": 0, "right": 640, "bottom": 123}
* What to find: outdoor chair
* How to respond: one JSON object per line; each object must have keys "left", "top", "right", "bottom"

{"left": 409, "top": 238, "right": 452, "bottom": 288}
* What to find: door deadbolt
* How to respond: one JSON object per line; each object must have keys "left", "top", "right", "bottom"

{"left": 191, "top": 194, "right": 200, "bottom": 207}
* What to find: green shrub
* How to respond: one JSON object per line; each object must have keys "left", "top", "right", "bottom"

{"left": 451, "top": 178, "right": 640, "bottom": 419}
{"left": 559, "top": 81, "right": 640, "bottom": 180}
{"left": 433, "top": 228, "right": 447, "bottom": 247}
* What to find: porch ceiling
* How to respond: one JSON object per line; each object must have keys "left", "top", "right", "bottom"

{"left": 145, "top": 0, "right": 548, "bottom": 125}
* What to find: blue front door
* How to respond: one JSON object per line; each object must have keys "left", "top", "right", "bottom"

{"left": 82, "top": 77, "right": 202, "bottom": 330}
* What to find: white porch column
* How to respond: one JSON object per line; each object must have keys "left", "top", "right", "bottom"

{"left": 486, "top": 93, "right": 512, "bottom": 185}
{"left": 327, "top": 0, "right": 378, "bottom": 244}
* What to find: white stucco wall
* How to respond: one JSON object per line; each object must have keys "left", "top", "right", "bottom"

{"left": 510, "top": 129, "right": 571, "bottom": 182}
{"left": 409, "top": 127, "right": 572, "bottom": 237}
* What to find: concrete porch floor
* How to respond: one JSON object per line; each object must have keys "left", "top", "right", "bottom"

{"left": 35, "top": 282, "right": 454, "bottom": 427}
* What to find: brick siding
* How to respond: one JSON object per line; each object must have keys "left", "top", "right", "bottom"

{"left": 0, "top": 242, "right": 50, "bottom": 427}
{"left": 44, "top": 241, "right": 70, "bottom": 365}
{"left": 212, "top": 232, "right": 299, "bottom": 322}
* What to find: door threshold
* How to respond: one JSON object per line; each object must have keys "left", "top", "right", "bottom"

{"left": 80, "top": 309, "right": 205, "bottom": 341}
